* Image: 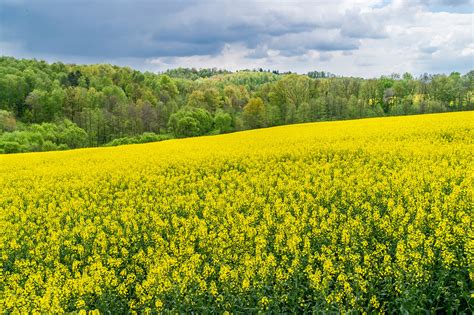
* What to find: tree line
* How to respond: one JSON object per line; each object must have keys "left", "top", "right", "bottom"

{"left": 0, "top": 56, "right": 472, "bottom": 153}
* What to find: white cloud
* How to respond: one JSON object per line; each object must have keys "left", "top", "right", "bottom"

{"left": 461, "top": 43, "right": 474, "bottom": 56}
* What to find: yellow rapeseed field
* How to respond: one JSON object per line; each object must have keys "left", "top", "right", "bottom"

{"left": 1, "top": 112, "right": 473, "bottom": 313}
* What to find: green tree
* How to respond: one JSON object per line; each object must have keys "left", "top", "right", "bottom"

{"left": 214, "top": 110, "right": 233, "bottom": 133}
{"left": 25, "top": 89, "right": 49, "bottom": 123}
{"left": 243, "top": 97, "right": 265, "bottom": 129}
{"left": 169, "top": 107, "right": 213, "bottom": 137}
{"left": 296, "top": 102, "right": 311, "bottom": 123}
{"left": 57, "top": 119, "right": 89, "bottom": 148}
{"left": 0, "top": 110, "right": 17, "bottom": 132}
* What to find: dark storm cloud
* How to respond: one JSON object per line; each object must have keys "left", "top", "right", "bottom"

{"left": 1, "top": 0, "right": 472, "bottom": 77}
{"left": 1, "top": 0, "right": 213, "bottom": 57}
{"left": 0, "top": 0, "right": 378, "bottom": 59}
{"left": 340, "top": 10, "right": 387, "bottom": 39}
{"left": 268, "top": 29, "right": 361, "bottom": 57}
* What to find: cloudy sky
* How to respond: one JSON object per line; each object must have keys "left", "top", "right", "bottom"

{"left": 1, "top": 0, "right": 473, "bottom": 77}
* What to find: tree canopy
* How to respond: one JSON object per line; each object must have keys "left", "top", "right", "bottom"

{"left": 0, "top": 56, "right": 472, "bottom": 153}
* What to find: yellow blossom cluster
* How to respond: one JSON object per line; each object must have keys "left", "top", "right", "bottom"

{"left": 1, "top": 112, "right": 472, "bottom": 313}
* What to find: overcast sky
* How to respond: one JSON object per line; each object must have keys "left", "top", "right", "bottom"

{"left": 1, "top": 0, "right": 473, "bottom": 77}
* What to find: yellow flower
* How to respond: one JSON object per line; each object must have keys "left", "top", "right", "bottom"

{"left": 0, "top": 111, "right": 471, "bottom": 313}
{"left": 154, "top": 300, "right": 163, "bottom": 310}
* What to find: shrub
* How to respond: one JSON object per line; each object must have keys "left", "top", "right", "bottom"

{"left": 2, "top": 141, "right": 21, "bottom": 153}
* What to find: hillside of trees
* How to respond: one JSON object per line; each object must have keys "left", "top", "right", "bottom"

{"left": 0, "top": 56, "right": 472, "bottom": 153}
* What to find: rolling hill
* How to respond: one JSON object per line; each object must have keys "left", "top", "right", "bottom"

{"left": 1, "top": 112, "right": 473, "bottom": 313}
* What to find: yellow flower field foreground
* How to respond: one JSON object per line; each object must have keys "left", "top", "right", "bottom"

{"left": 1, "top": 112, "right": 473, "bottom": 313}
